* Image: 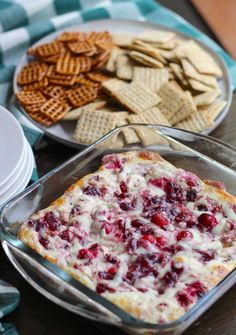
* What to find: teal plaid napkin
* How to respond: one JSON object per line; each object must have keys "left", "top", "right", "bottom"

{"left": 0, "top": 280, "right": 19, "bottom": 334}
{"left": 1, "top": 0, "right": 235, "bottom": 150}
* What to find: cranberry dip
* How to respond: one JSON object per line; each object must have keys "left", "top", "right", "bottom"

{"left": 18, "top": 151, "right": 236, "bottom": 323}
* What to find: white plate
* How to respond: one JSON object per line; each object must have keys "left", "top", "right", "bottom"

{"left": 0, "top": 141, "right": 34, "bottom": 206}
{"left": 0, "top": 106, "right": 25, "bottom": 186}
{"left": 13, "top": 19, "right": 232, "bottom": 149}
{"left": 0, "top": 137, "right": 28, "bottom": 196}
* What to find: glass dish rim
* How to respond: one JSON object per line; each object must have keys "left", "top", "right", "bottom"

{"left": 1, "top": 123, "right": 236, "bottom": 331}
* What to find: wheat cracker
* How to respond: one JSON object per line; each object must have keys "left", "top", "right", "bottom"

{"left": 137, "top": 29, "right": 175, "bottom": 44}
{"left": 175, "top": 111, "right": 214, "bottom": 133}
{"left": 63, "top": 101, "right": 107, "bottom": 120}
{"left": 129, "top": 51, "right": 164, "bottom": 68}
{"left": 193, "top": 89, "right": 221, "bottom": 107}
{"left": 188, "top": 79, "right": 213, "bottom": 92}
{"left": 116, "top": 54, "right": 134, "bottom": 80}
{"left": 169, "top": 91, "right": 196, "bottom": 125}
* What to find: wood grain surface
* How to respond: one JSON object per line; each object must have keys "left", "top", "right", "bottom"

{"left": 192, "top": 0, "right": 236, "bottom": 59}
{"left": 1, "top": 1, "right": 236, "bottom": 334}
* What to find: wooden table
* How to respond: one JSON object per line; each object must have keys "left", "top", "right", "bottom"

{"left": 1, "top": 1, "right": 236, "bottom": 334}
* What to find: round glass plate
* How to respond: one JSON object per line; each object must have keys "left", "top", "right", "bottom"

{"left": 13, "top": 19, "right": 232, "bottom": 149}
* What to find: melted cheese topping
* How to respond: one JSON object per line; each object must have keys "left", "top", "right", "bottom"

{"left": 19, "top": 151, "right": 236, "bottom": 324}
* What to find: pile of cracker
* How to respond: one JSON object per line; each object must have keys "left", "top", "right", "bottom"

{"left": 16, "top": 29, "right": 227, "bottom": 145}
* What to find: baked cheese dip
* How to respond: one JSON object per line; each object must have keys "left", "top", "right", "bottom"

{"left": 18, "top": 151, "right": 236, "bottom": 323}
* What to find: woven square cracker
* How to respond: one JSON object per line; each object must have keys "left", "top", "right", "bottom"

{"left": 16, "top": 91, "right": 46, "bottom": 105}
{"left": 68, "top": 40, "right": 95, "bottom": 54}
{"left": 22, "top": 77, "right": 49, "bottom": 91}
{"left": 93, "top": 50, "right": 111, "bottom": 69}
{"left": 28, "top": 111, "right": 53, "bottom": 126}
{"left": 47, "top": 68, "right": 76, "bottom": 86}
{"left": 66, "top": 85, "right": 98, "bottom": 107}
{"left": 56, "top": 53, "right": 91, "bottom": 75}
{"left": 169, "top": 91, "right": 196, "bottom": 125}
{"left": 132, "top": 67, "right": 169, "bottom": 92}
{"left": 131, "top": 40, "right": 167, "bottom": 64}
{"left": 111, "top": 81, "right": 161, "bottom": 114}
{"left": 42, "top": 85, "right": 66, "bottom": 99}
{"left": 85, "top": 72, "right": 111, "bottom": 83}
{"left": 129, "top": 51, "right": 164, "bottom": 68}
{"left": 63, "top": 100, "right": 107, "bottom": 121}
{"left": 36, "top": 41, "right": 65, "bottom": 57}
{"left": 116, "top": 54, "right": 134, "bottom": 80}
{"left": 175, "top": 111, "right": 214, "bottom": 133}
{"left": 137, "top": 29, "right": 175, "bottom": 44}
{"left": 24, "top": 102, "right": 44, "bottom": 114}
{"left": 193, "top": 89, "right": 220, "bottom": 107}
{"left": 40, "top": 98, "right": 70, "bottom": 122}
{"left": 175, "top": 40, "right": 222, "bottom": 77}
{"left": 39, "top": 53, "right": 61, "bottom": 64}
{"left": 128, "top": 106, "right": 170, "bottom": 126}
{"left": 181, "top": 59, "right": 217, "bottom": 88}
{"left": 87, "top": 31, "right": 111, "bottom": 43}
{"left": 201, "top": 100, "right": 227, "bottom": 120}
{"left": 157, "top": 82, "right": 186, "bottom": 119}
{"left": 75, "top": 75, "right": 100, "bottom": 88}
{"left": 188, "top": 79, "right": 213, "bottom": 92}
{"left": 17, "top": 63, "right": 48, "bottom": 85}
{"left": 73, "top": 110, "right": 119, "bottom": 144}
{"left": 57, "top": 32, "right": 86, "bottom": 42}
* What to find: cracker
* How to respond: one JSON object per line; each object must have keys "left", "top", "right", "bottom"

{"left": 36, "top": 41, "right": 65, "bottom": 57}
{"left": 28, "top": 111, "right": 53, "bottom": 126}
{"left": 17, "top": 63, "right": 48, "bottom": 85}
{"left": 131, "top": 40, "right": 167, "bottom": 64}
{"left": 63, "top": 101, "right": 107, "bottom": 120}
{"left": 49, "top": 74, "right": 76, "bottom": 86}
{"left": 56, "top": 53, "right": 91, "bottom": 75}
{"left": 181, "top": 59, "right": 218, "bottom": 88}
{"left": 175, "top": 111, "right": 214, "bottom": 133}
{"left": 129, "top": 51, "right": 164, "bottom": 68}
{"left": 22, "top": 77, "right": 49, "bottom": 91}
{"left": 40, "top": 99, "right": 70, "bottom": 122}
{"left": 93, "top": 50, "right": 111, "bottom": 69}
{"left": 169, "top": 63, "right": 188, "bottom": 85}
{"left": 112, "top": 33, "right": 135, "bottom": 47}
{"left": 121, "top": 128, "right": 140, "bottom": 144}
{"left": 169, "top": 91, "right": 196, "bottom": 125}
{"left": 39, "top": 54, "right": 61, "bottom": 64}
{"left": 105, "top": 47, "right": 125, "bottom": 72}
{"left": 68, "top": 40, "right": 95, "bottom": 54}
{"left": 128, "top": 106, "right": 170, "bottom": 125}
{"left": 24, "top": 102, "right": 44, "bottom": 113}
{"left": 66, "top": 86, "right": 98, "bottom": 107}
{"left": 202, "top": 100, "right": 227, "bottom": 120}
{"left": 175, "top": 40, "right": 223, "bottom": 77}
{"left": 86, "top": 72, "right": 111, "bottom": 83}
{"left": 42, "top": 85, "right": 66, "bottom": 99}
{"left": 73, "top": 110, "right": 119, "bottom": 144}
{"left": 158, "top": 82, "right": 186, "bottom": 119}
{"left": 101, "top": 78, "right": 127, "bottom": 94}
{"left": 75, "top": 75, "right": 100, "bottom": 88}
{"left": 110, "top": 81, "right": 161, "bottom": 114}
{"left": 87, "top": 31, "right": 111, "bottom": 43}
{"left": 137, "top": 29, "right": 175, "bottom": 44}
{"left": 57, "top": 32, "right": 86, "bottom": 42}
{"left": 193, "top": 89, "right": 220, "bottom": 107}
{"left": 132, "top": 67, "right": 169, "bottom": 92}
{"left": 188, "top": 79, "right": 213, "bottom": 92}
{"left": 116, "top": 54, "right": 133, "bottom": 80}
{"left": 16, "top": 91, "right": 46, "bottom": 105}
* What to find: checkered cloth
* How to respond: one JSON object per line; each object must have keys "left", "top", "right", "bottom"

{"left": 0, "top": 0, "right": 236, "bottom": 151}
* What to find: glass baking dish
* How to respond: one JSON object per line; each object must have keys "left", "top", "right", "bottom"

{"left": 1, "top": 124, "right": 236, "bottom": 335}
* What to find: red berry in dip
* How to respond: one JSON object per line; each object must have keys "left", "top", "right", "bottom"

{"left": 151, "top": 213, "right": 169, "bottom": 228}
{"left": 177, "top": 230, "right": 193, "bottom": 241}
{"left": 198, "top": 213, "right": 218, "bottom": 230}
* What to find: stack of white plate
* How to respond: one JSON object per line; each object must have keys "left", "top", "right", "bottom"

{"left": 0, "top": 106, "right": 34, "bottom": 207}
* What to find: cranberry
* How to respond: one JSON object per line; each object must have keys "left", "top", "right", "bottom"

{"left": 27, "top": 219, "right": 38, "bottom": 227}
{"left": 166, "top": 181, "right": 183, "bottom": 202}
{"left": 140, "top": 226, "right": 154, "bottom": 235}
{"left": 196, "top": 250, "right": 214, "bottom": 263}
{"left": 131, "top": 219, "right": 144, "bottom": 228}
{"left": 77, "top": 247, "right": 97, "bottom": 259}
{"left": 175, "top": 211, "right": 192, "bottom": 223}
{"left": 107, "top": 266, "right": 118, "bottom": 276}
{"left": 96, "top": 283, "right": 115, "bottom": 294}
{"left": 120, "top": 181, "right": 128, "bottom": 193}
{"left": 161, "top": 263, "right": 183, "bottom": 287}
{"left": 156, "top": 236, "right": 167, "bottom": 247}
{"left": 59, "top": 229, "right": 72, "bottom": 242}
{"left": 151, "top": 213, "right": 169, "bottom": 228}
{"left": 35, "top": 221, "right": 46, "bottom": 232}
{"left": 198, "top": 213, "right": 218, "bottom": 230}
{"left": 70, "top": 205, "right": 81, "bottom": 216}
{"left": 176, "top": 280, "right": 206, "bottom": 308}
{"left": 177, "top": 230, "right": 193, "bottom": 241}
{"left": 103, "top": 222, "right": 113, "bottom": 234}
{"left": 137, "top": 288, "right": 148, "bottom": 293}
{"left": 149, "top": 177, "right": 169, "bottom": 189}
{"left": 186, "top": 189, "right": 197, "bottom": 202}
{"left": 39, "top": 236, "right": 49, "bottom": 249}
{"left": 197, "top": 204, "right": 208, "bottom": 211}
{"left": 120, "top": 199, "right": 136, "bottom": 211}
{"left": 43, "top": 212, "right": 59, "bottom": 231}
{"left": 185, "top": 175, "right": 198, "bottom": 187}
{"left": 98, "top": 271, "right": 114, "bottom": 280}
{"left": 83, "top": 185, "right": 100, "bottom": 196}
{"left": 124, "top": 272, "right": 137, "bottom": 285}
{"left": 143, "top": 234, "right": 155, "bottom": 244}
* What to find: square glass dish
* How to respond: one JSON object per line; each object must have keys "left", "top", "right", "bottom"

{"left": 1, "top": 124, "right": 236, "bottom": 335}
